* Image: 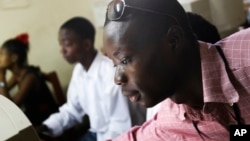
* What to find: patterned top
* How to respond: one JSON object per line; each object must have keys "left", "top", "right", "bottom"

{"left": 108, "top": 28, "right": 250, "bottom": 141}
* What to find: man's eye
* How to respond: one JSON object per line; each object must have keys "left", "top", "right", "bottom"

{"left": 62, "top": 40, "right": 73, "bottom": 47}
{"left": 120, "top": 57, "right": 130, "bottom": 65}
{"left": 121, "top": 60, "right": 128, "bottom": 65}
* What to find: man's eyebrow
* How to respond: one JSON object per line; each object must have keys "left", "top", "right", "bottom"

{"left": 113, "top": 47, "right": 121, "bottom": 57}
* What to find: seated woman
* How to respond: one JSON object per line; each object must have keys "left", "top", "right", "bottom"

{"left": 0, "top": 33, "right": 58, "bottom": 126}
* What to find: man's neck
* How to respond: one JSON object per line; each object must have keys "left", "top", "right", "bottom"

{"left": 171, "top": 43, "right": 204, "bottom": 110}
{"left": 80, "top": 49, "right": 97, "bottom": 71}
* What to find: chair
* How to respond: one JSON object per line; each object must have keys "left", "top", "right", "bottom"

{"left": 43, "top": 71, "right": 66, "bottom": 106}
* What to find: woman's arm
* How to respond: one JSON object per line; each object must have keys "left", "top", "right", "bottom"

{"left": 7, "top": 75, "right": 18, "bottom": 90}
{"left": 0, "top": 68, "right": 10, "bottom": 98}
{"left": 0, "top": 71, "right": 37, "bottom": 106}
{"left": 11, "top": 73, "right": 37, "bottom": 105}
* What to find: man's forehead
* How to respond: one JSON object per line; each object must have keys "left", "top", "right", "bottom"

{"left": 105, "top": 19, "right": 141, "bottom": 45}
{"left": 104, "top": 22, "right": 134, "bottom": 55}
{"left": 60, "top": 28, "right": 76, "bottom": 36}
{"left": 105, "top": 21, "right": 129, "bottom": 36}
{"left": 59, "top": 29, "right": 80, "bottom": 40}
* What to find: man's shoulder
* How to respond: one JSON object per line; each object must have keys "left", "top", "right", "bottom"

{"left": 72, "top": 63, "right": 83, "bottom": 71}
{"left": 71, "top": 63, "right": 85, "bottom": 77}
{"left": 97, "top": 53, "right": 113, "bottom": 64}
{"left": 220, "top": 27, "right": 250, "bottom": 43}
{"left": 96, "top": 53, "right": 114, "bottom": 70}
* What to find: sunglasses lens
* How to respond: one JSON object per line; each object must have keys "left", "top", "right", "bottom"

{"left": 107, "top": 0, "right": 125, "bottom": 20}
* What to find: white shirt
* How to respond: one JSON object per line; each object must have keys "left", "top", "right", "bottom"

{"left": 43, "top": 52, "right": 131, "bottom": 141}
{"left": 146, "top": 102, "right": 161, "bottom": 121}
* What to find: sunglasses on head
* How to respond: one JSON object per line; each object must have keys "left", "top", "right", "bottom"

{"left": 107, "top": 0, "right": 179, "bottom": 24}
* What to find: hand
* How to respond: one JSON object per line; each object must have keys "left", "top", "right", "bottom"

{"left": 0, "top": 68, "right": 6, "bottom": 80}
{"left": 35, "top": 124, "right": 48, "bottom": 132}
{"left": 0, "top": 67, "right": 6, "bottom": 74}
{"left": 35, "top": 124, "right": 52, "bottom": 140}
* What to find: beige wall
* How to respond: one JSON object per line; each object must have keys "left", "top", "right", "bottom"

{"left": 0, "top": 0, "right": 109, "bottom": 92}
{"left": 179, "top": 0, "right": 245, "bottom": 38}
{"left": 1, "top": 0, "right": 245, "bottom": 93}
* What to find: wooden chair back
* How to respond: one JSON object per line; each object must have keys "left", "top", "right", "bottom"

{"left": 43, "top": 71, "right": 66, "bottom": 106}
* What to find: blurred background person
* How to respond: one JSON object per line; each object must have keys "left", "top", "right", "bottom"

{"left": 187, "top": 12, "right": 221, "bottom": 44}
{"left": 0, "top": 33, "right": 59, "bottom": 126}
{"left": 36, "top": 17, "right": 132, "bottom": 141}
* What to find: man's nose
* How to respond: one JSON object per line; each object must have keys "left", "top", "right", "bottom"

{"left": 114, "top": 66, "right": 128, "bottom": 86}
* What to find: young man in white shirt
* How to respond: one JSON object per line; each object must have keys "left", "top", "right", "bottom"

{"left": 37, "top": 16, "right": 132, "bottom": 141}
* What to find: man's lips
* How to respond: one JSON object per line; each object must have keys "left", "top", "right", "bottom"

{"left": 128, "top": 94, "right": 141, "bottom": 102}
{"left": 122, "top": 90, "right": 141, "bottom": 103}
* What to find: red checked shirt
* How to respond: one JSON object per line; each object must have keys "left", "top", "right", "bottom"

{"left": 107, "top": 28, "right": 250, "bottom": 141}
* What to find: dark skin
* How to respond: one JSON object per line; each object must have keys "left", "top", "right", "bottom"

{"left": 58, "top": 28, "right": 97, "bottom": 70}
{"left": 36, "top": 28, "right": 94, "bottom": 140}
{"left": 103, "top": 16, "right": 204, "bottom": 109}
{"left": 0, "top": 47, "right": 39, "bottom": 106}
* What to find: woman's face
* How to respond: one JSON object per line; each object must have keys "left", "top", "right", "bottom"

{"left": 0, "top": 48, "right": 13, "bottom": 69}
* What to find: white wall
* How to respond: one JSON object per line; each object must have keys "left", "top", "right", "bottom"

{"left": 209, "top": 0, "right": 245, "bottom": 37}
{"left": 0, "top": 0, "right": 109, "bottom": 92}
{"left": 179, "top": 0, "right": 245, "bottom": 38}
{"left": 1, "top": 0, "right": 246, "bottom": 92}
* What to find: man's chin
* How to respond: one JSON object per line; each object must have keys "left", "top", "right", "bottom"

{"left": 137, "top": 100, "right": 150, "bottom": 108}
{"left": 65, "top": 58, "right": 76, "bottom": 64}
{"left": 143, "top": 100, "right": 162, "bottom": 108}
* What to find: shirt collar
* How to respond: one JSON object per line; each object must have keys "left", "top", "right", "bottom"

{"left": 85, "top": 51, "right": 102, "bottom": 79}
{"left": 199, "top": 41, "right": 239, "bottom": 104}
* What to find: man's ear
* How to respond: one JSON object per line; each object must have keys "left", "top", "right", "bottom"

{"left": 165, "top": 25, "right": 184, "bottom": 51}
{"left": 82, "top": 39, "right": 92, "bottom": 51}
{"left": 11, "top": 54, "right": 18, "bottom": 63}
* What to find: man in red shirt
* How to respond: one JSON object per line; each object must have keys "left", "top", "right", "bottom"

{"left": 103, "top": 0, "right": 250, "bottom": 140}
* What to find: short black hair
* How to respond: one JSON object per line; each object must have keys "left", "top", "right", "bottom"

{"left": 187, "top": 12, "right": 221, "bottom": 44}
{"left": 60, "top": 17, "right": 95, "bottom": 43}
{"left": 104, "top": 0, "right": 197, "bottom": 43}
